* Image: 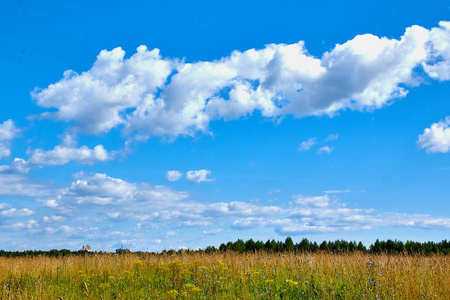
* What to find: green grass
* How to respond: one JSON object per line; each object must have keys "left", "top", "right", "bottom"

{"left": 0, "top": 251, "right": 448, "bottom": 299}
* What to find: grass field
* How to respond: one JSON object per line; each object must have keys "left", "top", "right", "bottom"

{"left": 0, "top": 251, "right": 448, "bottom": 299}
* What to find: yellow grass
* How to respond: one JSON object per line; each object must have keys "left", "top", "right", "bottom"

{"left": 0, "top": 251, "right": 448, "bottom": 299}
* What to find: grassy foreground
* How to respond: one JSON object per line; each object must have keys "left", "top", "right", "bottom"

{"left": 0, "top": 252, "right": 448, "bottom": 299}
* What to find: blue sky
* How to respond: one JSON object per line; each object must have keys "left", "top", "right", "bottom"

{"left": 0, "top": 0, "right": 449, "bottom": 251}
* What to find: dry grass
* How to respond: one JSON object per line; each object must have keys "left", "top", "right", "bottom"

{"left": 0, "top": 251, "right": 448, "bottom": 299}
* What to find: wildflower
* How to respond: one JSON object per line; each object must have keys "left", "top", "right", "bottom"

{"left": 133, "top": 259, "right": 143, "bottom": 266}
{"left": 285, "top": 279, "right": 298, "bottom": 286}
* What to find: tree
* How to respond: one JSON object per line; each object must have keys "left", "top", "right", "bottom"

{"left": 284, "top": 237, "right": 295, "bottom": 252}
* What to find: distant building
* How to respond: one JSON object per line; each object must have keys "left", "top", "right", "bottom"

{"left": 81, "top": 244, "right": 92, "bottom": 252}
{"left": 116, "top": 244, "right": 131, "bottom": 253}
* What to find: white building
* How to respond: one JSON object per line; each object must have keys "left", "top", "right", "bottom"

{"left": 81, "top": 244, "right": 92, "bottom": 251}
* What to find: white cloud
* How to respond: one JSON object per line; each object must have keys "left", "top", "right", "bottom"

{"left": 201, "top": 201, "right": 281, "bottom": 217}
{"left": 298, "top": 137, "right": 316, "bottom": 151}
{"left": 232, "top": 217, "right": 268, "bottom": 229}
{"left": 417, "top": 117, "right": 450, "bottom": 153}
{"left": 324, "top": 189, "right": 350, "bottom": 194}
{"left": 165, "top": 170, "right": 183, "bottom": 182}
{"left": 0, "top": 203, "right": 11, "bottom": 209}
{"left": 4, "top": 169, "right": 448, "bottom": 248}
{"left": 0, "top": 158, "right": 30, "bottom": 174}
{"left": 325, "top": 133, "right": 339, "bottom": 141}
{"left": 55, "top": 173, "right": 188, "bottom": 207}
{"left": 292, "top": 195, "right": 330, "bottom": 208}
{"left": 1, "top": 134, "right": 113, "bottom": 172}
{"left": 423, "top": 21, "right": 450, "bottom": 80}
{"left": 0, "top": 174, "right": 48, "bottom": 197}
{"left": 186, "top": 169, "right": 215, "bottom": 183}
{"left": 318, "top": 145, "right": 333, "bottom": 154}
{"left": 42, "top": 215, "right": 64, "bottom": 223}
{"left": 32, "top": 46, "right": 175, "bottom": 134}
{"left": 43, "top": 171, "right": 450, "bottom": 239}
{"left": 30, "top": 22, "right": 450, "bottom": 140}
{"left": 1, "top": 208, "right": 34, "bottom": 217}
{"left": 184, "top": 221, "right": 212, "bottom": 226}
{"left": 28, "top": 144, "right": 110, "bottom": 166}
{"left": 229, "top": 193, "right": 450, "bottom": 235}
{"left": 9, "top": 219, "right": 38, "bottom": 230}
{"left": 0, "top": 120, "right": 19, "bottom": 159}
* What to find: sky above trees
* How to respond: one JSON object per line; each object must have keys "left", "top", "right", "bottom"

{"left": 0, "top": 0, "right": 449, "bottom": 251}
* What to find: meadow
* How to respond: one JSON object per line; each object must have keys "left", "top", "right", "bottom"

{"left": 0, "top": 251, "right": 448, "bottom": 299}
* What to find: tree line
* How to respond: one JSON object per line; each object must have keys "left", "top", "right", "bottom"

{"left": 0, "top": 238, "right": 448, "bottom": 257}
{"left": 207, "top": 238, "right": 450, "bottom": 255}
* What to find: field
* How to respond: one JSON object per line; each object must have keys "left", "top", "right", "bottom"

{"left": 0, "top": 252, "right": 448, "bottom": 299}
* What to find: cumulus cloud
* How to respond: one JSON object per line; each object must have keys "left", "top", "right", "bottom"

{"left": 298, "top": 137, "right": 316, "bottom": 151}
{"left": 38, "top": 172, "right": 450, "bottom": 238}
{"left": 0, "top": 158, "right": 30, "bottom": 174}
{"left": 292, "top": 195, "right": 330, "bottom": 208}
{"left": 9, "top": 170, "right": 450, "bottom": 249}
{"left": 165, "top": 170, "right": 183, "bottom": 181}
{"left": 423, "top": 21, "right": 450, "bottom": 80}
{"left": 0, "top": 134, "right": 113, "bottom": 172}
{"left": 28, "top": 144, "right": 110, "bottom": 166}
{"left": 29, "top": 133, "right": 110, "bottom": 166}
{"left": 32, "top": 46, "right": 176, "bottom": 134}
{"left": 230, "top": 193, "right": 450, "bottom": 235}
{"left": 30, "top": 22, "right": 450, "bottom": 139}
{"left": 1, "top": 208, "right": 34, "bottom": 217}
{"left": 54, "top": 173, "right": 188, "bottom": 208}
{"left": 186, "top": 169, "right": 215, "bottom": 183}
{"left": 0, "top": 120, "right": 19, "bottom": 159}
{"left": 417, "top": 117, "right": 450, "bottom": 153}
{"left": 318, "top": 145, "right": 333, "bottom": 154}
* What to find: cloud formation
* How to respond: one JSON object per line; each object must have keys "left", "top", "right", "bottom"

{"left": 4, "top": 171, "right": 449, "bottom": 250}
{"left": 0, "top": 120, "right": 19, "bottom": 159}
{"left": 165, "top": 170, "right": 183, "bottom": 181}
{"left": 0, "top": 134, "right": 113, "bottom": 173}
{"left": 186, "top": 169, "right": 215, "bottom": 183}
{"left": 418, "top": 117, "right": 450, "bottom": 153}
{"left": 298, "top": 137, "right": 317, "bottom": 151}
{"left": 28, "top": 144, "right": 110, "bottom": 166}
{"left": 30, "top": 22, "right": 450, "bottom": 140}
{"left": 325, "top": 133, "right": 339, "bottom": 141}
{"left": 318, "top": 145, "right": 333, "bottom": 154}
{"left": 0, "top": 174, "right": 49, "bottom": 197}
